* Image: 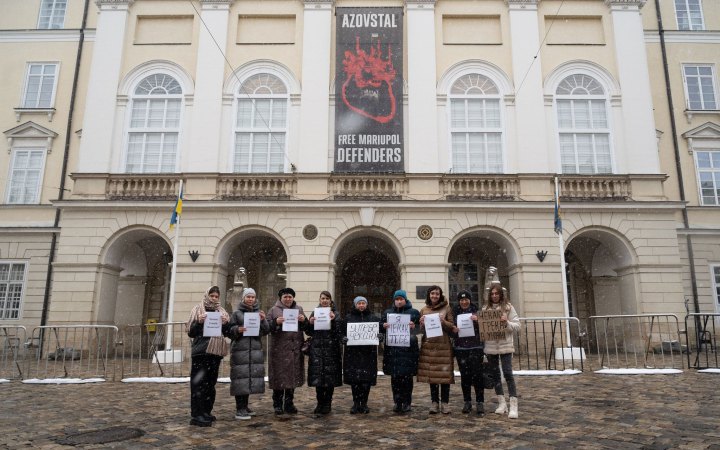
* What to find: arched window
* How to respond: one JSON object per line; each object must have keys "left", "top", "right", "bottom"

{"left": 448, "top": 74, "right": 503, "bottom": 173}
{"left": 234, "top": 73, "right": 288, "bottom": 173}
{"left": 555, "top": 74, "right": 612, "bottom": 174}
{"left": 125, "top": 74, "right": 182, "bottom": 173}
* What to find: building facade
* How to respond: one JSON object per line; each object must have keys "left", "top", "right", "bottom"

{"left": 1, "top": 0, "right": 718, "bottom": 340}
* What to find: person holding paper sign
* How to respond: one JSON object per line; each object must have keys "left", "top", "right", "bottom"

{"left": 306, "top": 291, "right": 343, "bottom": 415}
{"left": 453, "top": 290, "right": 485, "bottom": 416}
{"left": 225, "top": 288, "right": 270, "bottom": 420}
{"left": 381, "top": 290, "right": 420, "bottom": 414}
{"left": 267, "top": 287, "right": 306, "bottom": 415}
{"left": 483, "top": 283, "right": 520, "bottom": 419}
{"left": 186, "top": 286, "right": 230, "bottom": 427}
{"left": 342, "top": 296, "right": 380, "bottom": 414}
{"left": 417, "top": 285, "right": 456, "bottom": 415}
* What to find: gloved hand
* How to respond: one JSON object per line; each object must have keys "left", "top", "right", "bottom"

{"left": 341, "top": 336, "right": 349, "bottom": 344}
{"left": 377, "top": 333, "right": 385, "bottom": 343}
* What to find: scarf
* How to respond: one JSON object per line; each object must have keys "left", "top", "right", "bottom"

{"left": 187, "top": 286, "right": 230, "bottom": 356}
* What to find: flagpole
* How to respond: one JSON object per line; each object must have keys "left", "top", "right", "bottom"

{"left": 166, "top": 179, "right": 183, "bottom": 351}
{"left": 555, "top": 176, "right": 571, "bottom": 344}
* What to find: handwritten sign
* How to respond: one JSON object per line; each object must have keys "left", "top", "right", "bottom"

{"left": 313, "top": 307, "right": 331, "bottom": 331}
{"left": 282, "top": 309, "right": 299, "bottom": 332}
{"left": 479, "top": 309, "right": 507, "bottom": 341}
{"left": 347, "top": 322, "right": 379, "bottom": 346}
{"left": 423, "top": 313, "right": 443, "bottom": 338}
{"left": 203, "top": 311, "right": 222, "bottom": 337}
{"left": 243, "top": 312, "right": 260, "bottom": 337}
{"left": 386, "top": 313, "right": 411, "bottom": 347}
{"left": 457, "top": 313, "right": 475, "bottom": 338}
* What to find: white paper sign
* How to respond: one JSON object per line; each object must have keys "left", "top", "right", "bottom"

{"left": 386, "top": 313, "right": 411, "bottom": 347}
{"left": 347, "top": 322, "right": 379, "bottom": 346}
{"left": 203, "top": 311, "right": 222, "bottom": 337}
{"left": 457, "top": 313, "right": 475, "bottom": 338}
{"left": 282, "top": 309, "right": 299, "bottom": 332}
{"left": 313, "top": 307, "right": 331, "bottom": 331}
{"left": 424, "top": 313, "right": 443, "bottom": 338}
{"left": 243, "top": 312, "right": 260, "bottom": 337}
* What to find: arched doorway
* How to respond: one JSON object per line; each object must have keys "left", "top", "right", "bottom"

{"left": 447, "top": 234, "right": 511, "bottom": 310}
{"left": 335, "top": 235, "right": 400, "bottom": 317}
{"left": 98, "top": 228, "right": 172, "bottom": 325}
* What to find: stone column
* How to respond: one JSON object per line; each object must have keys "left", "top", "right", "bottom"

{"left": 77, "top": 0, "right": 133, "bottom": 172}
{"left": 406, "top": 0, "right": 438, "bottom": 173}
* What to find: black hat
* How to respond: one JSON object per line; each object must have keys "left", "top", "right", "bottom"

{"left": 457, "top": 290, "right": 472, "bottom": 301}
{"left": 278, "top": 287, "right": 296, "bottom": 298}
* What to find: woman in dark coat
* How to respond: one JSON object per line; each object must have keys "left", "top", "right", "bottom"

{"left": 225, "top": 287, "right": 270, "bottom": 420}
{"left": 342, "top": 296, "right": 380, "bottom": 414}
{"left": 306, "top": 291, "right": 343, "bottom": 415}
{"left": 381, "top": 289, "right": 420, "bottom": 414}
{"left": 453, "top": 289, "right": 485, "bottom": 416}
{"left": 267, "top": 287, "right": 306, "bottom": 415}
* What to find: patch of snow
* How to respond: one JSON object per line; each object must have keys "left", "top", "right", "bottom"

{"left": 594, "top": 368, "right": 683, "bottom": 375}
{"left": 0, "top": 379, "right": 10, "bottom": 383}
{"left": 698, "top": 368, "right": 720, "bottom": 374}
{"left": 121, "top": 377, "right": 189, "bottom": 383}
{"left": 218, "top": 377, "right": 230, "bottom": 383}
{"left": 514, "top": 369, "right": 582, "bottom": 376}
{"left": 22, "top": 378, "right": 106, "bottom": 384}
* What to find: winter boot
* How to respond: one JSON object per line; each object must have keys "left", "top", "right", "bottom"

{"left": 508, "top": 397, "right": 518, "bottom": 419}
{"left": 441, "top": 402, "right": 451, "bottom": 414}
{"left": 494, "top": 395, "right": 507, "bottom": 415}
{"left": 462, "top": 401, "right": 472, "bottom": 414}
{"left": 284, "top": 390, "right": 298, "bottom": 414}
{"left": 429, "top": 402, "right": 439, "bottom": 414}
{"left": 272, "top": 390, "right": 284, "bottom": 415}
{"left": 476, "top": 402, "right": 485, "bottom": 417}
{"left": 351, "top": 402, "right": 359, "bottom": 414}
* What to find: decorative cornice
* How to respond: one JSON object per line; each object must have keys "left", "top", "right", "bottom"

{"left": 405, "top": 0, "right": 436, "bottom": 10}
{"left": 304, "top": 0, "right": 334, "bottom": 11}
{"left": 644, "top": 30, "right": 720, "bottom": 44}
{"left": 200, "top": 0, "right": 234, "bottom": 10}
{"left": 505, "top": 0, "right": 539, "bottom": 10}
{"left": 95, "top": 0, "right": 133, "bottom": 11}
{"left": 604, "top": 0, "right": 646, "bottom": 11}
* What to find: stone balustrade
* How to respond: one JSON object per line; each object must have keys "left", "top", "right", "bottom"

{"left": 440, "top": 175, "right": 519, "bottom": 200}
{"left": 329, "top": 175, "right": 408, "bottom": 199}
{"left": 558, "top": 176, "right": 632, "bottom": 200}
{"left": 216, "top": 175, "right": 297, "bottom": 199}
{"left": 106, "top": 175, "right": 180, "bottom": 200}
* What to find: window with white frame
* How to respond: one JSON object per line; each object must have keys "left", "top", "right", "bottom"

{"left": 22, "top": 63, "right": 58, "bottom": 109}
{"left": 448, "top": 74, "right": 503, "bottom": 173}
{"left": 233, "top": 73, "right": 288, "bottom": 173}
{"left": 125, "top": 74, "right": 182, "bottom": 173}
{"left": 556, "top": 74, "right": 612, "bottom": 174}
{"left": 0, "top": 262, "right": 26, "bottom": 320}
{"left": 695, "top": 150, "right": 720, "bottom": 205}
{"left": 675, "top": 0, "right": 704, "bottom": 31}
{"left": 683, "top": 65, "right": 717, "bottom": 111}
{"left": 6, "top": 148, "right": 45, "bottom": 204}
{"left": 38, "top": 0, "right": 67, "bottom": 29}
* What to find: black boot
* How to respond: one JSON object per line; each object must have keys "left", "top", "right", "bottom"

{"left": 284, "top": 389, "right": 298, "bottom": 414}
{"left": 462, "top": 401, "right": 472, "bottom": 414}
{"left": 272, "top": 390, "right": 284, "bottom": 415}
{"left": 476, "top": 402, "right": 485, "bottom": 417}
{"left": 351, "top": 402, "right": 359, "bottom": 414}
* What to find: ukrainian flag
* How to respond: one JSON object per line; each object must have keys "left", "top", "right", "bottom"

{"left": 554, "top": 193, "right": 562, "bottom": 235}
{"left": 169, "top": 185, "right": 183, "bottom": 229}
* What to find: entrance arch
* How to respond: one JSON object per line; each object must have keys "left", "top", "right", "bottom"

{"left": 98, "top": 227, "right": 172, "bottom": 325}
{"left": 334, "top": 233, "right": 401, "bottom": 316}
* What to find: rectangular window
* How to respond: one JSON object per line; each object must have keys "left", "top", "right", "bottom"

{"left": 675, "top": 0, "right": 704, "bottom": 31}
{"left": 7, "top": 149, "right": 44, "bottom": 204}
{"left": 695, "top": 151, "right": 720, "bottom": 205}
{"left": 234, "top": 98, "right": 287, "bottom": 173}
{"left": 683, "top": 65, "right": 717, "bottom": 111}
{"left": 0, "top": 262, "right": 26, "bottom": 320}
{"left": 449, "top": 98, "right": 503, "bottom": 173}
{"left": 22, "top": 63, "right": 58, "bottom": 108}
{"left": 557, "top": 99, "right": 612, "bottom": 174}
{"left": 38, "top": 0, "right": 67, "bottom": 29}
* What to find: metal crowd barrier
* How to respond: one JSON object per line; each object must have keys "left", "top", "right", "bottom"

{"left": 1, "top": 326, "right": 27, "bottom": 380}
{"left": 27, "top": 325, "right": 119, "bottom": 381}
{"left": 515, "top": 317, "right": 586, "bottom": 372}
{"left": 684, "top": 313, "right": 718, "bottom": 369}
{"left": 589, "top": 314, "right": 683, "bottom": 370}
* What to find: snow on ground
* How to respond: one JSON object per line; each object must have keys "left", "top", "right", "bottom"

{"left": 698, "top": 368, "right": 720, "bottom": 374}
{"left": 514, "top": 369, "right": 582, "bottom": 376}
{"left": 594, "top": 368, "right": 683, "bottom": 375}
{"left": 122, "top": 377, "right": 189, "bottom": 383}
{"left": 22, "top": 378, "right": 106, "bottom": 384}
{"left": 0, "top": 379, "right": 10, "bottom": 383}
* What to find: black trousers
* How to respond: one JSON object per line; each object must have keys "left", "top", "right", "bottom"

{"left": 487, "top": 353, "right": 517, "bottom": 397}
{"left": 429, "top": 383, "right": 450, "bottom": 403}
{"left": 272, "top": 388, "right": 295, "bottom": 406}
{"left": 391, "top": 375, "right": 414, "bottom": 406}
{"left": 351, "top": 383, "right": 371, "bottom": 405}
{"left": 316, "top": 386, "right": 335, "bottom": 405}
{"left": 235, "top": 394, "right": 249, "bottom": 410}
{"left": 190, "top": 354, "right": 222, "bottom": 417}
{"left": 456, "top": 348, "right": 485, "bottom": 403}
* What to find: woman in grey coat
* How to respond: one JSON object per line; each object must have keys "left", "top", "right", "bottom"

{"left": 226, "top": 288, "right": 270, "bottom": 420}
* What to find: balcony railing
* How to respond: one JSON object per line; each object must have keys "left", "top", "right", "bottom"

{"left": 106, "top": 176, "right": 180, "bottom": 200}
{"left": 558, "top": 176, "right": 631, "bottom": 201}
{"left": 217, "top": 175, "right": 296, "bottom": 199}
{"left": 329, "top": 174, "right": 408, "bottom": 199}
{"left": 441, "top": 175, "right": 519, "bottom": 200}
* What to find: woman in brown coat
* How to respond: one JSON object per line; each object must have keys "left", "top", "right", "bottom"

{"left": 267, "top": 287, "right": 307, "bottom": 415}
{"left": 418, "top": 285, "right": 456, "bottom": 414}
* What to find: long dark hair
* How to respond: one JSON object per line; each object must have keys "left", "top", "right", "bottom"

{"left": 484, "top": 283, "right": 511, "bottom": 311}
{"left": 425, "top": 285, "right": 446, "bottom": 306}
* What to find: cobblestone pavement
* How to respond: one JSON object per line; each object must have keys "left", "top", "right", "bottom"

{"left": 1, "top": 371, "right": 719, "bottom": 449}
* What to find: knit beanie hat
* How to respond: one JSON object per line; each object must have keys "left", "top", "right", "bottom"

{"left": 393, "top": 289, "right": 408, "bottom": 301}
{"left": 457, "top": 290, "right": 472, "bottom": 301}
{"left": 353, "top": 296, "right": 368, "bottom": 307}
{"left": 242, "top": 288, "right": 256, "bottom": 299}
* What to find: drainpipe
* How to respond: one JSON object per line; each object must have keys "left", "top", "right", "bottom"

{"left": 653, "top": 1, "right": 700, "bottom": 323}
{"left": 40, "top": 0, "right": 91, "bottom": 327}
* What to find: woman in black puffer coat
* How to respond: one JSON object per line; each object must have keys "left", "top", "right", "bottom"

{"left": 343, "top": 296, "right": 380, "bottom": 414}
{"left": 306, "top": 291, "right": 343, "bottom": 415}
{"left": 225, "top": 288, "right": 269, "bottom": 420}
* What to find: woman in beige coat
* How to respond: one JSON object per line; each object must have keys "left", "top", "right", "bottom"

{"left": 417, "top": 285, "right": 456, "bottom": 414}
